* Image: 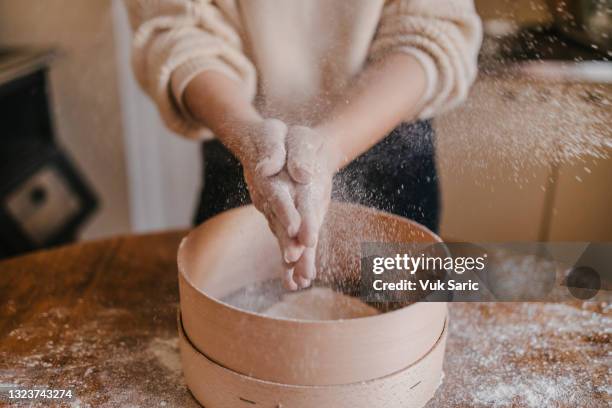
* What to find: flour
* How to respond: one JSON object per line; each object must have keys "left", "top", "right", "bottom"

{"left": 146, "top": 338, "right": 181, "bottom": 375}
{"left": 262, "top": 287, "right": 379, "bottom": 321}
{"left": 428, "top": 302, "right": 611, "bottom": 408}
{"left": 474, "top": 376, "right": 579, "bottom": 408}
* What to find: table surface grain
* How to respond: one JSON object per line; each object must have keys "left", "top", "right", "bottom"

{"left": 0, "top": 232, "right": 609, "bottom": 407}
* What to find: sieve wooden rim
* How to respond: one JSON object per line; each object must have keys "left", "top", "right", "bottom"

{"left": 178, "top": 311, "right": 448, "bottom": 408}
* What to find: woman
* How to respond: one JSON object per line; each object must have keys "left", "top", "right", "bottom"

{"left": 126, "top": 0, "right": 482, "bottom": 290}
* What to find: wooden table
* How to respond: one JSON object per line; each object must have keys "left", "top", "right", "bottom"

{"left": 0, "top": 233, "right": 609, "bottom": 407}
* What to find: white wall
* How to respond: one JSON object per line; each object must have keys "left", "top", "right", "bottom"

{"left": 0, "top": 0, "right": 130, "bottom": 239}
{"left": 111, "top": 0, "right": 201, "bottom": 233}
{"left": 0, "top": 0, "right": 201, "bottom": 238}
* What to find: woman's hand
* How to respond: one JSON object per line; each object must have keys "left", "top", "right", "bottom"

{"left": 233, "top": 118, "right": 297, "bottom": 232}
{"left": 277, "top": 55, "right": 431, "bottom": 289}
{"left": 183, "top": 74, "right": 306, "bottom": 274}
{"left": 232, "top": 118, "right": 307, "bottom": 284}
{"left": 284, "top": 125, "right": 338, "bottom": 288}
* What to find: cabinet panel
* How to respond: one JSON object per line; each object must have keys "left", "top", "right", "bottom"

{"left": 549, "top": 82, "right": 612, "bottom": 241}
{"left": 549, "top": 152, "right": 612, "bottom": 241}
{"left": 434, "top": 78, "right": 548, "bottom": 241}
{"left": 436, "top": 77, "right": 611, "bottom": 242}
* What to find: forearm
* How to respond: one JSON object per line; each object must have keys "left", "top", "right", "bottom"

{"left": 316, "top": 53, "right": 428, "bottom": 170}
{"left": 183, "top": 70, "right": 262, "bottom": 160}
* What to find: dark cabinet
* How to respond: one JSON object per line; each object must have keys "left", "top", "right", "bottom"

{"left": 0, "top": 49, "right": 97, "bottom": 259}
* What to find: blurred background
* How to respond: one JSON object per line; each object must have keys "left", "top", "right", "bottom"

{"left": 0, "top": 0, "right": 610, "bottom": 259}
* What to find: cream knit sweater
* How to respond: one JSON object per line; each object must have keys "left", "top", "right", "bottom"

{"left": 126, "top": 0, "right": 482, "bottom": 140}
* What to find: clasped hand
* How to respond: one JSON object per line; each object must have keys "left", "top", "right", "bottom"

{"left": 235, "top": 119, "right": 335, "bottom": 290}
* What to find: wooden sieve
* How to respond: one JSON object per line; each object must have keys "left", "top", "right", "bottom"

{"left": 178, "top": 202, "right": 447, "bottom": 386}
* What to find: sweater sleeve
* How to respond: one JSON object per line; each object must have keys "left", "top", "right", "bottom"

{"left": 369, "top": 0, "right": 482, "bottom": 119}
{"left": 125, "top": 0, "right": 257, "bottom": 139}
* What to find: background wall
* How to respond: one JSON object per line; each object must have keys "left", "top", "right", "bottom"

{"left": 0, "top": 0, "right": 130, "bottom": 239}
{"left": 0, "top": 0, "right": 200, "bottom": 239}
{"left": 111, "top": 0, "right": 200, "bottom": 234}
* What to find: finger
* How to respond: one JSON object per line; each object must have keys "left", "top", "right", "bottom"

{"left": 283, "top": 269, "right": 299, "bottom": 291}
{"left": 295, "top": 276, "right": 311, "bottom": 289}
{"left": 266, "top": 215, "right": 301, "bottom": 292}
{"left": 268, "top": 184, "right": 301, "bottom": 237}
{"left": 243, "top": 171, "right": 258, "bottom": 201}
{"left": 255, "top": 120, "right": 287, "bottom": 177}
{"left": 284, "top": 239, "right": 304, "bottom": 263}
{"left": 286, "top": 127, "right": 317, "bottom": 184}
{"left": 255, "top": 149, "right": 285, "bottom": 177}
{"left": 268, "top": 208, "right": 313, "bottom": 292}
{"left": 268, "top": 213, "right": 305, "bottom": 265}
{"left": 249, "top": 187, "right": 264, "bottom": 213}
{"left": 272, "top": 235, "right": 298, "bottom": 287}
{"left": 296, "top": 187, "right": 318, "bottom": 247}
{"left": 294, "top": 246, "right": 317, "bottom": 281}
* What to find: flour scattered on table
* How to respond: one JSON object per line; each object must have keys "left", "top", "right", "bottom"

{"left": 147, "top": 337, "right": 181, "bottom": 375}
{"left": 428, "top": 302, "right": 611, "bottom": 408}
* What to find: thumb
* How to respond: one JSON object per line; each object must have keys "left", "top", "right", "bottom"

{"left": 287, "top": 126, "right": 318, "bottom": 184}
{"left": 255, "top": 119, "right": 287, "bottom": 177}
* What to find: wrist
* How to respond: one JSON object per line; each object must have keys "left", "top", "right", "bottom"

{"left": 219, "top": 116, "right": 265, "bottom": 166}
{"left": 234, "top": 117, "right": 288, "bottom": 170}
{"left": 182, "top": 70, "right": 263, "bottom": 143}
{"left": 314, "top": 124, "right": 346, "bottom": 174}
